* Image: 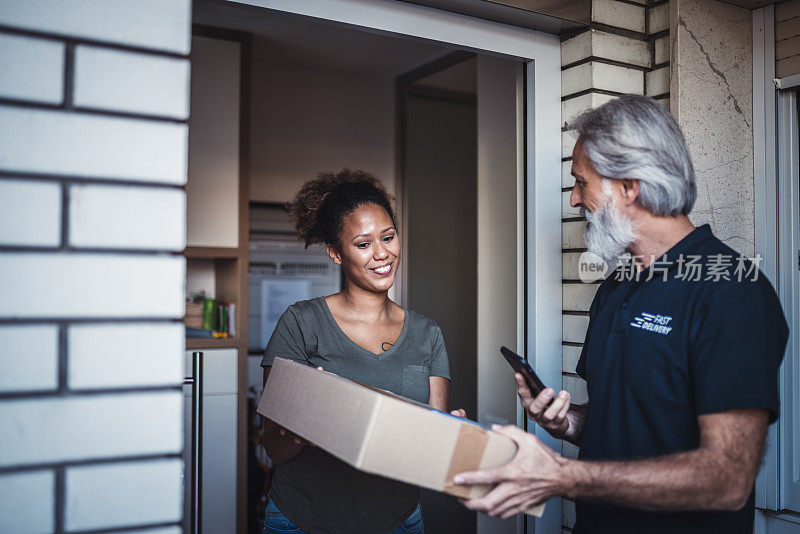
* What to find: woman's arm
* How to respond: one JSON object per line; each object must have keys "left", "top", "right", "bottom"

{"left": 261, "top": 366, "right": 307, "bottom": 464}
{"left": 429, "top": 376, "right": 450, "bottom": 412}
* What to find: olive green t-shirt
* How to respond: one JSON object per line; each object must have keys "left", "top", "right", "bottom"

{"left": 260, "top": 297, "right": 450, "bottom": 534}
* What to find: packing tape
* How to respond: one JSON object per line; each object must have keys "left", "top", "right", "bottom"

{"left": 443, "top": 424, "right": 489, "bottom": 499}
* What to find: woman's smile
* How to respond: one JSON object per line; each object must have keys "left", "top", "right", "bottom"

{"left": 370, "top": 262, "right": 393, "bottom": 276}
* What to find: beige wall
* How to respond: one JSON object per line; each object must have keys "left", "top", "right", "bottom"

{"left": 249, "top": 37, "right": 396, "bottom": 203}
{"left": 670, "top": 0, "right": 755, "bottom": 256}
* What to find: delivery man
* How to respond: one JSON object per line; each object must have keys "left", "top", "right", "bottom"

{"left": 454, "top": 94, "right": 788, "bottom": 534}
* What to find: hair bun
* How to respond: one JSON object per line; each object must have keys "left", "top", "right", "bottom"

{"left": 288, "top": 169, "right": 394, "bottom": 248}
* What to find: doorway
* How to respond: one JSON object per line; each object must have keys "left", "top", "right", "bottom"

{"left": 191, "top": 1, "right": 563, "bottom": 533}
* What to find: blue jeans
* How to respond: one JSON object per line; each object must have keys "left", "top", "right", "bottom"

{"left": 262, "top": 499, "right": 425, "bottom": 534}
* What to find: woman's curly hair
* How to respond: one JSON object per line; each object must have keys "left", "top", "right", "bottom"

{"left": 288, "top": 169, "right": 397, "bottom": 250}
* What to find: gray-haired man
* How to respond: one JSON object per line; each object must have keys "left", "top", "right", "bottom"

{"left": 455, "top": 95, "right": 787, "bottom": 534}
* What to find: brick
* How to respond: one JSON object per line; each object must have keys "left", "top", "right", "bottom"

{"left": 777, "top": 1, "right": 800, "bottom": 21}
{"left": 563, "top": 314, "right": 590, "bottom": 343}
{"left": 654, "top": 35, "right": 670, "bottom": 65}
{"left": 563, "top": 283, "right": 598, "bottom": 312}
{"left": 65, "top": 459, "right": 182, "bottom": 531}
{"left": 0, "top": 253, "right": 184, "bottom": 318}
{"left": 0, "top": 392, "right": 182, "bottom": 467}
{"left": 562, "top": 129, "right": 579, "bottom": 158}
{"left": 0, "top": 0, "right": 190, "bottom": 54}
{"left": 69, "top": 323, "right": 183, "bottom": 389}
{"left": 562, "top": 190, "right": 580, "bottom": 218}
{"left": 0, "top": 325, "right": 58, "bottom": 393}
{"left": 562, "top": 220, "right": 587, "bottom": 249}
{"left": 563, "top": 344, "right": 582, "bottom": 374}
{"left": 562, "top": 160, "right": 574, "bottom": 188}
{"left": 69, "top": 185, "right": 186, "bottom": 250}
{"left": 592, "top": 0, "right": 646, "bottom": 33}
{"left": 562, "top": 93, "right": 616, "bottom": 129}
{"left": 562, "top": 62, "right": 644, "bottom": 97}
{"left": 648, "top": 3, "right": 670, "bottom": 34}
{"left": 562, "top": 30, "right": 650, "bottom": 68}
{"left": 74, "top": 46, "right": 190, "bottom": 119}
{"left": 656, "top": 96, "right": 670, "bottom": 111}
{"left": 0, "top": 179, "right": 61, "bottom": 247}
{"left": 0, "top": 33, "right": 63, "bottom": 105}
{"left": 562, "top": 498, "right": 576, "bottom": 528}
{"left": 0, "top": 106, "right": 187, "bottom": 184}
{"left": 563, "top": 374, "right": 589, "bottom": 403}
{"left": 646, "top": 66, "right": 670, "bottom": 97}
{"left": 0, "top": 470, "right": 54, "bottom": 534}
{"left": 562, "top": 251, "right": 583, "bottom": 280}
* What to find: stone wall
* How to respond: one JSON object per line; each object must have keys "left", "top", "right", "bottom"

{"left": 670, "top": 0, "right": 754, "bottom": 257}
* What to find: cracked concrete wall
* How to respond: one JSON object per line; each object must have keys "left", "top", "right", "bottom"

{"left": 670, "top": 0, "right": 754, "bottom": 256}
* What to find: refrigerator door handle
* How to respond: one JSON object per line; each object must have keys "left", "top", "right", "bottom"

{"left": 190, "top": 351, "right": 203, "bottom": 534}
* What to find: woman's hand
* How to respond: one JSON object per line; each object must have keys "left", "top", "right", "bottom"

{"left": 450, "top": 408, "right": 467, "bottom": 418}
{"left": 278, "top": 426, "right": 310, "bottom": 446}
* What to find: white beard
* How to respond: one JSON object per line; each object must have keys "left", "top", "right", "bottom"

{"left": 582, "top": 194, "right": 636, "bottom": 265}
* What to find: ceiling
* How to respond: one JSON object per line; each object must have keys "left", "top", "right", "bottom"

{"left": 193, "top": 0, "right": 457, "bottom": 77}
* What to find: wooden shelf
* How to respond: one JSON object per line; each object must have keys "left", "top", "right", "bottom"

{"left": 185, "top": 337, "right": 242, "bottom": 350}
{"left": 184, "top": 246, "right": 243, "bottom": 259}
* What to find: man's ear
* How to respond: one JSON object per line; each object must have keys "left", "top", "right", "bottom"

{"left": 326, "top": 244, "right": 342, "bottom": 265}
{"left": 619, "top": 179, "right": 640, "bottom": 206}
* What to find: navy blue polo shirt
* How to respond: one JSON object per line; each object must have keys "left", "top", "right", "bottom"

{"left": 574, "top": 224, "right": 787, "bottom": 534}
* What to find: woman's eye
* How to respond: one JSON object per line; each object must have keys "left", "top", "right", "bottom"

{"left": 382, "top": 235, "right": 394, "bottom": 243}
{"left": 356, "top": 242, "right": 370, "bottom": 249}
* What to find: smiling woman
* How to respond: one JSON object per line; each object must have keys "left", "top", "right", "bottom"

{"left": 259, "top": 169, "right": 462, "bottom": 534}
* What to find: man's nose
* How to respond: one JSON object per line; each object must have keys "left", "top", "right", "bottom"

{"left": 570, "top": 185, "right": 582, "bottom": 208}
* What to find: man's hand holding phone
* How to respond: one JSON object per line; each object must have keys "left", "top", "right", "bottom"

{"left": 515, "top": 373, "right": 580, "bottom": 443}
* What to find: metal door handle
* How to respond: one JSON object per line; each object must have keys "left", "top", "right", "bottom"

{"left": 190, "top": 351, "right": 203, "bottom": 534}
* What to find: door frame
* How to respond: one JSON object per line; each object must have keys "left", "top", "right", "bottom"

{"left": 225, "top": 2, "right": 563, "bottom": 532}
{"left": 754, "top": 4, "right": 800, "bottom": 527}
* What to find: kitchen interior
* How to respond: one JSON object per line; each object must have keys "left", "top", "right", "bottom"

{"left": 183, "top": 1, "right": 522, "bottom": 532}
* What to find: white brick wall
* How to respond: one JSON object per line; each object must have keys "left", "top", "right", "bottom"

{"left": 0, "top": 179, "right": 61, "bottom": 247}
{"left": 0, "top": 325, "right": 58, "bottom": 393}
{"left": 68, "top": 323, "right": 184, "bottom": 389}
{"left": 0, "top": 32, "right": 64, "bottom": 105}
{"left": 0, "top": 0, "right": 191, "bottom": 54}
{"left": 65, "top": 459, "right": 183, "bottom": 531}
{"left": 561, "top": 30, "right": 650, "bottom": 68}
{"left": 0, "top": 106, "right": 188, "bottom": 183}
{"left": 0, "top": 2, "right": 189, "bottom": 531}
{"left": 646, "top": 66, "right": 670, "bottom": 97}
{"left": 562, "top": 345, "right": 582, "bottom": 374}
{"left": 559, "top": 4, "right": 670, "bottom": 527}
{"left": 74, "top": 46, "right": 191, "bottom": 119}
{"left": 69, "top": 184, "right": 186, "bottom": 250}
{"left": 592, "top": 0, "right": 646, "bottom": 33}
{"left": 0, "top": 253, "right": 185, "bottom": 317}
{"left": 0, "top": 470, "right": 54, "bottom": 534}
{"left": 0, "top": 392, "right": 182, "bottom": 466}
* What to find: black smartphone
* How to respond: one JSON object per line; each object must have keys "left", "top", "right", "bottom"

{"left": 500, "top": 346, "right": 548, "bottom": 395}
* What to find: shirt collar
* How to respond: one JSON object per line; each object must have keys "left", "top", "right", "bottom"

{"left": 628, "top": 224, "right": 714, "bottom": 277}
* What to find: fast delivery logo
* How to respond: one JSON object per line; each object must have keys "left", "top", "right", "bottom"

{"left": 630, "top": 312, "right": 673, "bottom": 335}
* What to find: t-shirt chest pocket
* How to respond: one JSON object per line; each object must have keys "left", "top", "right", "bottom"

{"left": 401, "top": 364, "right": 431, "bottom": 403}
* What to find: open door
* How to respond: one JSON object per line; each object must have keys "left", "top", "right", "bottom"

{"left": 402, "top": 53, "right": 551, "bottom": 534}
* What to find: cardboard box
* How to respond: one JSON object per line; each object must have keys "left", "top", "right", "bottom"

{"left": 258, "top": 358, "right": 544, "bottom": 517}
